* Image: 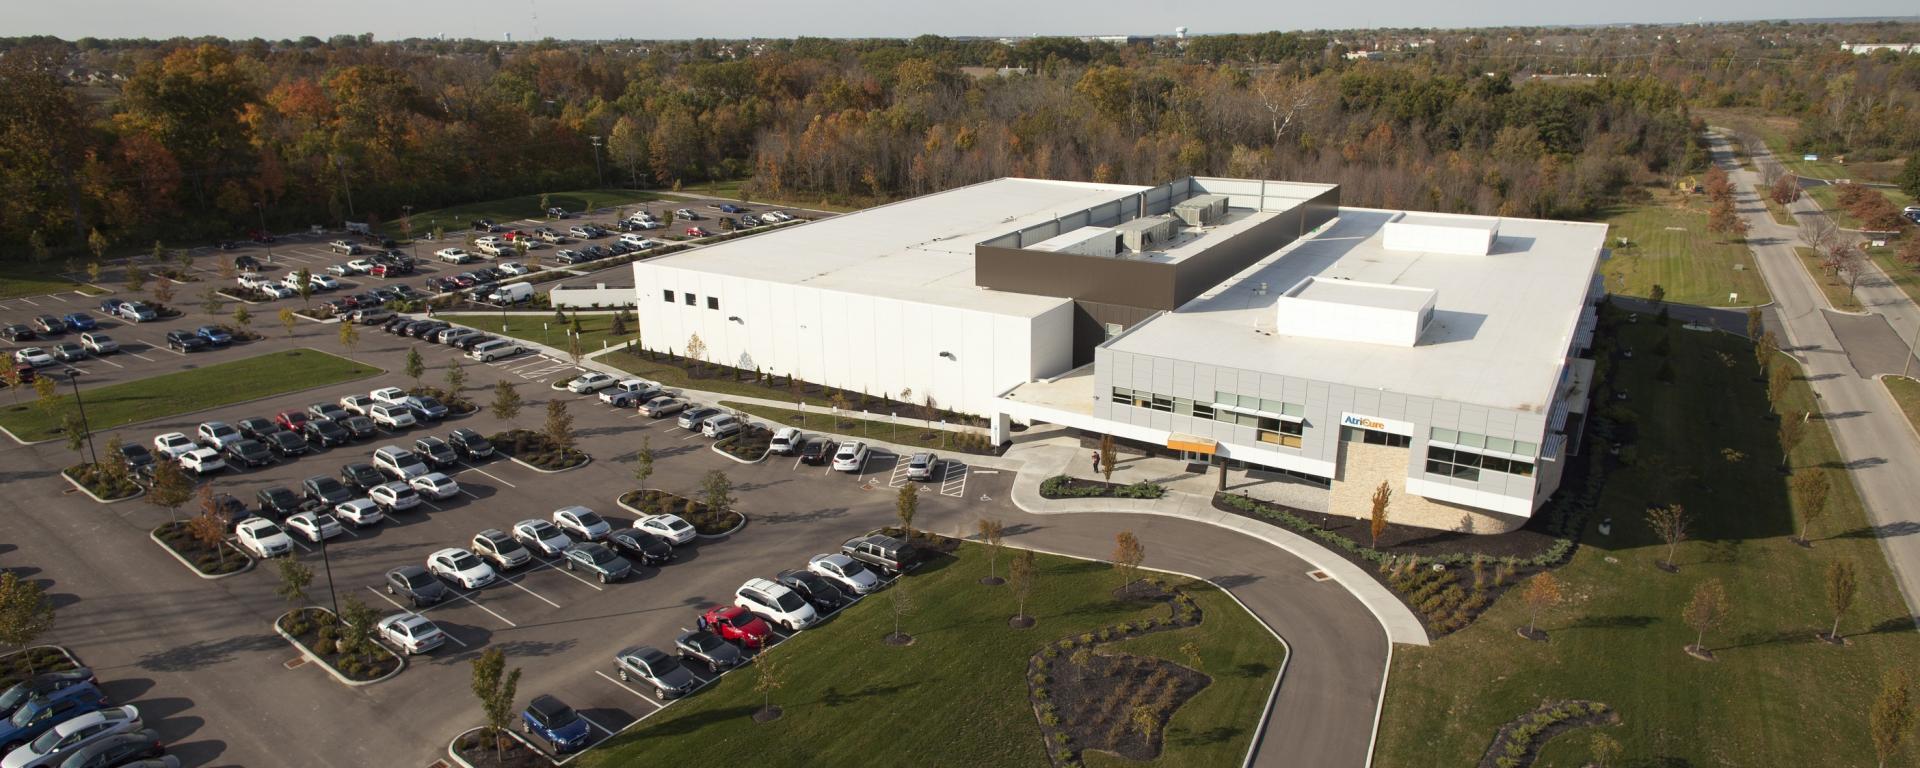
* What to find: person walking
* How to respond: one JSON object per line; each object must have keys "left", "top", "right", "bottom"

{"left": 1090, "top": 451, "right": 1100, "bottom": 474}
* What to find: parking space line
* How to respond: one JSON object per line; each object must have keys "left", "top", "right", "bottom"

{"left": 92, "top": 357, "right": 122, "bottom": 368}
{"left": 47, "top": 294, "right": 70, "bottom": 303}
{"left": 502, "top": 575, "right": 563, "bottom": 608}
{"left": 593, "top": 670, "right": 666, "bottom": 710}
{"left": 457, "top": 463, "right": 516, "bottom": 488}
{"left": 576, "top": 711, "right": 619, "bottom": 736}
{"left": 18, "top": 297, "right": 38, "bottom": 306}
{"left": 526, "top": 557, "right": 604, "bottom": 591}
{"left": 451, "top": 591, "right": 518, "bottom": 627}
{"left": 126, "top": 352, "right": 155, "bottom": 362}
{"left": 941, "top": 462, "right": 968, "bottom": 499}
{"left": 888, "top": 459, "right": 910, "bottom": 488}
{"left": 792, "top": 454, "right": 804, "bottom": 471}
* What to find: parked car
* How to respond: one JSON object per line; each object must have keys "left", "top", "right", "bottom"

{"left": 337, "top": 395, "right": 374, "bottom": 417}
{"left": 637, "top": 397, "right": 688, "bottom": 418}
{"left": 0, "top": 325, "right": 33, "bottom": 343}
{"left": 448, "top": 428, "right": 494, "bottom": 459}
{"left": 0, "top": 669, "right": 99, "bottom": 722}
{"left": 302, "top": 475, "right": 354, "bottom": 507}
{"left": 368, "top": 403, "right": 416, "bottom": 430}
{"left": 151, "top": 433, "right": 196, "bottom": 460}
{"left": 308, "top": 403, "right": 350, "bottom": 423}
{"left": 48, "top": 726, "right": 165, "bottom": 768}
{"left": 808, "top": 553, "right": 882, "bottom": 595}
{"left": 770, "top": 428, "right": 804, "bottom": 455}
{"left": 735, "top": 578, "right": 818, "bottom": 630}
{"left": 385, "top": 565, "right": 449, "bottom": 607}
{"left": 274, "top": 410, "right": 310, "bottom": 433}
{"left": 368, "top": 481, "right": 421, "bottom": 513}
{"left": 77, "top": 333, "right": 116, "bottom": 355}
{"left": 606, "top": 529, "right": 673, "bottom": 566}
{"left": 831, "top": 440, "right": 870, "bottom": 472}
{"left": 29, "top": 316, "right": 65, "bottom": 335}
{"left": 115, "top": 444, "right": 155, "bottom": 476}
{"left": 94, "top": 299, "right": 125, "bottom": 317}
{"left": 254, "top": 486, "right": 306, "bottom": 519}
{"left": 674, "top": 629, "right": 744, "bottom": 672}
{"left": 842, "top": 533, "right": 919, "bottom": 575}
{"left": 468, "top": 339, "right": 524, "bottom": 362}
{"left": 377, "top": 613, "right": 446, "bottom": 656}
{"left": 409, "top": 472, "right": 460, "bottom": 501}
{"left": 906, "top": 451, "right": 940, "bottom": 481}
{"left": 235, "top": 417, "right": 278, "bottom": 441}
{"left": 339, "top": 462, "right": 385, "bottom": 491}
{"left": 471, "top": 529, "right": 532, "bottom": 570}
{"left": 553, "top": 506, "right": 611, "bottom": 541}
{"left": 799, "top": 438, "right": 836, "bottom": 466}
{"left": 177, "top": 448, "right": 225, "bottom": 476}
{"left": 413, "top": 437, "right": 458, "bottom": 469}
{"left": 701, "top": 414, "right": 742, "bottom": 439}
{"left": 561, "top": 542, "right": 631, "bottom": 583}
{"left": 340, "top": 415, "right": 378, "bottom": 440}
{"left": 303, "top": 418, "right": 349, "bottom": 448}
{"left": 115, "top": 302, "right": 156, "bottom": 323}
{"left": 222, "top": 439, "right": 272, "bottom": 468}
{"left": 284, "top": 512, "right": 344, "bottom": 543}
{"left": 194, "top": 326, "right": 232, "bottom": 347}
{"left": 402, "top": 395, "right": 449, "bottom": 423}
{"left": 0, "top": 691, "right": 104, "bottom": 757}
{"left": 696, "top": 605, "right": 770, "bottom": 650}
{"left": 512, "top": 519, "right": 573, "bottom": 556}
{"left": 59, "top": 313, "right": 97, "bottom": 332}
{"left": 235, "top": 519, "right": 294, "bottom": 558}
{"left": 428, "top": 548, "right": 496, "bottom": 589}
{"left": 44, "top": 343, "right": 83, "bottom": 364}
{"left": 599, "top": 379, "right": 661, "bottom": 407}
{"left": 613, "top": 647, "right": 696, "bottom": 698}
{"left": 333, "top": 499, "right": 385, "bottom": 529}
{"left": 262, "top": 429, "right": 309, "bottom": 457}
{"left": 633, "top": 514, "right": 695, "bottom": 545}
{"left": 162, "top": 331, "right": 206, "bottom": 353}
{"left": 566, "top": 372, "right": 618, "bottom": 394}
{"left": 0, "top": 704, "right": 142, "bottom": 768}
{"left": 676, "top": 406, "right": 721, "bottom": 431}
{"left": 369, "top": 387, "right": 410, "bottom": 405}
{"left": 190, "top": 422, "right": 240, "bottom": 450}
{"left": 519, "top": 695, "right": 591, "bottom": 754}
{"left": 776, "top": 568, "right": 853, "bottom": 612}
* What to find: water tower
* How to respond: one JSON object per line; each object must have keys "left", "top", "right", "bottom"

{"left": 1175, "top": 26, "right": 1188, "bottom": 39}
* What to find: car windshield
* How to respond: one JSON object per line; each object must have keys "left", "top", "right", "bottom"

{"left": 404, "top": 571, "right": 434, "bottom": 589}
{"left": 774, "top": 591, "right": 807, "bottom": 612}
{"left": 26, "top": 716, "right": 68, "bottom": 750}
{"left": 530, "top": 522, "right": 560, "bottom": 538}
{"left": 587, "top": 547, "right": 616, "bottom": 565}
{"left": 257, "top": 523, "right": 284, "bottom": 536}
{"left": 576, "top": 511, "right": 604, "bottom": 527}
{"left": 418, "top": 397, "right": 443, "bottom": 408}
{"left": 448, "top": 552, "right": 482, "bottom": 570}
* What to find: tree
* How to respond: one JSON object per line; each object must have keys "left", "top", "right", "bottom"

{"left": 199, "top": 287, "right": 225, "bottom": 318}
{"left": 294, "top": 266, "right": 313, "bottom": 305}
{"left": 404, "top": 347, "right": 424, "bottom": 386}
{"left": 33, "top": 376, "right": 63, "bottom": 418}
{"left": 0, "top": 572, "right": 56, "bottom": 672}
{"left": 1708, "top": 197, "right": 1747, "bottom": 239}
{"left": 1899, "top": 152, "right": 1920, "bottom": 202}
{"left": 124, "top": 264, "right": 147, "bottom": 295}
{"left": 609, "top": 311, "right": 628, "bottom": 337}
{"left": 275, "top": 556, "right": 314, "bottom": 606}
{"left": 1792, "top": 470, "right": 1832, "bottom": 545}
{"left": 686, "top": 333, "right": 708, "bottom": 370}
{"left": 1704, "top": 166, "right": 1732, "bottom": 201}
{"left": 1648, "top": 283, "right": 1666, "bottom": 305}
{"left": 471, "top": 648, "right": 521, "bottom": 764}
{"left": 1824, "top": 559, "right": 1857, "bottom": 643}
{"left": 1009, "top": 549, "right": 1038, "bottom": 623}
{"left": 1778, "top": 413, "right": 1807, "bottom": 469}
{"left": 895, "top": 481, "right": 918, "bottom": 538}
{"left": 188, "top": 488, "right": 231, "bottom": 567}
{"left": 700, "top": 469, "right": 735, "bottom": 523}
{"left": 278, "top": 308, "right": 297, "bottom": 339}
{"left": 1681, "top": 578, "right": 1729, "bottom": 657}
{"left": 1112, "top": 530, "right": 1145, "bottom": 589}
{"left": 146, "top": 459, "right": 193, "bottom": 522}
{"left": 1871, "top": 669, "right": 1915, "bottom": 768}
{"left": 86, "top": 229, "right": 109, "bottom": 267}
{"left": 1369, "top": 481, "right": 1392, "bottom": 548}
{"left": 337, "top": 320, "right": 359, "bottom": 359}
{"left": 977, "top": 518, "right": 1006, "bottom": 583}
{"left": 445, "top": 359, "right": 468, "bottom": 395}
{"left": 0, "top": 367, "right": 20, "bottom": 404}
{"left": 752, "top": 649, "right": 785, "bottom": 721}
{"left": 886, "top": 577, "right": 916, "bottom": 643}
{"left": 633, "top": 436, "right": 655, "bottom": 488}
{"left": 491, "top": 380, "right": 522, "bottom": 421}
{"left": 1520, "top": 571, "right": 1563, "bottom": 640}
{"left": 567, "top": 334, "right": 584, "bottom": 367}
{"left": 1132, "top": 703, "right": 1159, "bottom": 746}
{"left": 232, "top": 305, "right": 252, "bottom": 331}
{"left": 1766, "top": 363, "right": 1795, "bottom": 411}
{"left": 1754, "top": 331, "right": 1779, "bottom": 375}
{"left": 1770, "top": 173, "right": 1801, "bottom": 206}
{"left": 1098, "top": 434, "right": 1117, "bottom": 482}
{"left": 1645, "top": 504, "right": 1689, "bottom": 571}
{"left": 338, "top": 594, "right": 380, "bottom": 665}
{"left": 1902, "top": 236, "right": 1920, "bottom": 269}
{"left": 1745, "top": 307, "right": 1764, "bottom": 341}
{"left": 544, "top": 398, "right": 575, "bottom": 450}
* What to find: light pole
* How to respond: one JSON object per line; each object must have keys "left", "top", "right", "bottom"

{"left": 402, "top": 205, "right": 417, "bottom": 261}
{"left": 255, "top": 202, "right": 274, "bottom": 265}
{"left": 589, "top": 135, "right": 605, "bottom": 187}
{"left": 61, "top": 369, "right": 98, "bottom": 467}
{"left": 318, "top": 526, "right": 339, "bottom": 616}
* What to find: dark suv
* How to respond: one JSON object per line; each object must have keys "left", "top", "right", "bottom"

{"left": 799, "top": 438, "right": 836, "bottom": 466}
{"left": 222, "top": 438, "right": 273, "bottom": 468}
{"left": 448, "top": 428, "right": 494, "bottom": 459}
{"left": 165, "top": 330, "right": 209, "bottom": 352}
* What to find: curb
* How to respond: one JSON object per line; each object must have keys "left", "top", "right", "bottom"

{"left": 214, "top": 289, "right": 271, "bottom": 306}
{"left": 148, "top": 527, "right": 255, "bottom": 580}
{"left": 615, "top": 490, "right": 746, "bottom": 539}
{"left": 1, "top": 645, "right": 83, "bottom": 671}
{"left": 274, "top": 608, "right": 406, "bottom": 687}
{"left": 446, "top": 726, "right": 559, "bottom": 768}
{"left": 709, "top": 441, "right": 768, "bottom": 465}
{"left": 0, "top": 423, "right": 57, "bottom": 447}
{"left": 506, "top": 453, "right": 590, "bottom": 474}
{"left": 60, "top": 468, "right": 143, "bottom": 504}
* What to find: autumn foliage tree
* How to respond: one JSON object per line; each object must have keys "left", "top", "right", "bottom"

{"left": 1681, "top": 579, "right": 1730, "bottom": 659}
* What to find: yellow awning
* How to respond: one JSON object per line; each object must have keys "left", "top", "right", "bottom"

{"left": 1166, "top": 434, "right": 1217, "bottom": 455}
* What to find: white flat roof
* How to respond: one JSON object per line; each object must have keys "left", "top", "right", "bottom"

{"left": 640, "top": 177, "right": 1147, "bottom": 317}
{"left": 1109, "top": 208, "right": 1607, "bottom": 413}
{"left": 1288, "top": 277, "right": 1434, "bottom": 313}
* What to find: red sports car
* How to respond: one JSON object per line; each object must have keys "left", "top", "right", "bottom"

{"left": 275, "top": 410, "right": 310, "bottom": 432}
{"left": 698, "top": 605, "right": 770, "bottom": 649}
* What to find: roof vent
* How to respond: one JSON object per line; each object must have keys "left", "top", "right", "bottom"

{"left": 1253, "top": 282, "right": 1268, "bottom": 296}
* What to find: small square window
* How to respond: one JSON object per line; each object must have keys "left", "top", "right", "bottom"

{"left": 684, "top": 293, "right": 696, "bottom": 306}
{"left": 707, "top": 296, "right": 719, "bottom": 310}
{"left": 662, "top": 290, "right": 675, "bottom": 303}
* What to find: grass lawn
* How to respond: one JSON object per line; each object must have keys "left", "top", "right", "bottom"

{"left": 1697, "top": 109, "right": 1907, "bottom": 183}
{"left": 1594, "top": 197, "right": 1772, "bottom": 307}
{"left": 718, "top": 399, "right": 988, "bottom": 453}
{"left": 439, "top": 313, "right": 637, "bottom": 355}
{"left": 581, "top": 544, "right": 1283, "bottom": 768}
{"left": 0, "top": 262, "right": 93, "bottom": 300}
{"left": 1792, "top": 246, "right": 1866, "bottom": 311}
{"left": 1883, "top": 376, "right": 1920, "bottom": 439}
{"left": 384, "top": 189, "right": 663, "bottom": 237}
{"left": 1752, "top": 184, "right": 1797, "bottom": 227}
{"left": 1375, "top": 320, "right": 1920, "bottom": 768}
{"left": 1864, "top": 243, "right": 1920, "bottom": 308}
{"left": 1806, "top": 184, "right": 1916, "bottom": 231}
{"left": 0, "top": 348, "right": 379, "bottom": 441}
{"left": 682, "top": 178, "right": 865, "bottom": 214}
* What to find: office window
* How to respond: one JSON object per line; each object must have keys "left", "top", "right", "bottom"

{"left": 1255, "top": 417, "right": 1303, "bottom": 448}
{"left": 1192, "top": 402, "right": 1216, "bottom": 420}
{"left": 684, "top": 293, "right": 697, "bottom": 306}
{"left": 662, "top": 290, "right": 675, "bottom": 303}
{"left": 1148, "top": 394, "right": 1173, "bottom": 413}
{"left": 1111, "top": 387, "right": 1132, "bottom": 405}
{"left": 1342, "top": 426, "right": 1410, "bottom": 448}
{"left": 707, "top": 296, "right": 719, "bottom": 310}
{"left": 1428, "top": 446, "right": 1533, "bottom": 480}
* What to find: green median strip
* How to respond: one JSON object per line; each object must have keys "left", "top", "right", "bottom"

{"left": 0, "top": 348, "right": 380, "bottom": 442}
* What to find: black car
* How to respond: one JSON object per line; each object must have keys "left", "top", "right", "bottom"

{"left": 236, "top": 416, "right": 279, "bottom": 441}
{"left": 382, "top": 316, "right": 412, "bottom": 334}
{"left": 448, "top": 428, "right": 494, "bottom": 459}
{"left": 264, "top": 429, "right": 309, "bottom": 457}
{"left": 222, "top": 438, "right": 274, "bottom": 468}
{"left": 776, "top": 568, "right": 853, "bottom": 612}
{"left": 165, "top": 329, "right": 209, "bottom": 352}
{"left": 799, "top": 438, "right": 836, "bottom": 466}
{"left": 235, "top": 254, "right": 262, "bottom": 271}
{"left": 401, "top": 320, "right": 436, "bottom": 338}
{"left": 304, "top": 418, "right": 349, "bottom": 447}
{"left": 455, "top": 334, "right": 496, "bottom": 351}
{"left": 308, "top": 403, "right": 350, "bottom": 422}
{"left": 674, "top": 629, "right": 745, "bottom": 672}
{"left": 385, "top": 565, "right": 450, "bottom": 607}
{"left": 414, "top": 437, "right": 458, "bottom": 469}
{"left": 341, "top": 414, "right": 378, "bottom": 440}
{"left": 608, "top": 529, "right": 673, "bottom": 566}
{"left": 303, "top": 475, "right": 355, "bottom": 506}
{"left": 204, "top": 493, "right": 255, "bottom": 530}
{"left": 116, "top": 443, "right": 156, "bottom": 475}
{"left": 341, "top": 462, "right": 385, "bottom": 491}
{"left": 390, "top": 285, "right": 424, "bottom": 301}
{"left": 256, "top": 486, "right": 306, "bottom": 518}
{"left": 1, "top": 324, "right": 34, "bottom": 342}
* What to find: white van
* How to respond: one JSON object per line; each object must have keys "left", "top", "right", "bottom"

{"left": 469, "top": 339, "right": 523, "bottom": 362}
{"left": 488, "top": 283, "right": 533, "bottom": 304}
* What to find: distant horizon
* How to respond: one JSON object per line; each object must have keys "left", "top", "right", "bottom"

{"left": 10, "top": 1, "right": 1918, "bottom": 45}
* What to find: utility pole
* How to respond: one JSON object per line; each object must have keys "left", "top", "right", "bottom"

{"left": 333, "top": 155, "right": 356, "bottom": 219}
{"left": 62, "top": 369, "right": 98, "bottom": 467}
{"left": 590, "top": 135, "right": 605, "bottom": 187}
{"left": 255, "top": 202, "right": 274, "bottom": 265}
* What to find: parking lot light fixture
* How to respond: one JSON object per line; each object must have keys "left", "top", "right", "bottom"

{"left": 63, "top": 369, "right": 98, "bottom": 467}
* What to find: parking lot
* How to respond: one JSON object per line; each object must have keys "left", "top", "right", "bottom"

{"left": 0, "top": 290, "right": 1004, "bottom": 767}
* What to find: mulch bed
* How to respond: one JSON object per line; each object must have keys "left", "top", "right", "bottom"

{"left": 872, "top": 527, "right": 961, "bottom": 556}
{"left": 1214, "top": 493, "right": 1560, "bottom": 561}
{"left": 63, "top": 463, "right": 141, "bottom": 499}
{"left": 410, "top": 386, "right": 479, "bottom": 415}
{"left": 1476, "top": 700, "right": 1619, "bottom": 768}
{"left": 153, "top": 520, "right": 249, "bottom": 576}
{"left": 1028, "top": 579, "right": 1207, "bottom": 767}
{"left": 452, "top": 728, "right": 554, "bottom": 768}
{"left": 490, "top": 429, "right": 588, "bottom": 470}
{"left": 0, "top": 648, "right": 80, "bottom": 689}
{"left": 716, "top": 425, "right": 773, "bottom": 461}
{"left": 621, "top": 489, "right": 742, "bottom": 535}
{"left": 276, "top": 607, "right": 401, "bottom": 682}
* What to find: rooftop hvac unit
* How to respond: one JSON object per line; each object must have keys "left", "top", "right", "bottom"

{"left": 1172, "top": 194, "right": 1228, "bottom": 227}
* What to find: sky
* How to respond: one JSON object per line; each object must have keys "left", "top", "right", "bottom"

{"left": 13, "top": 0, "right": 1918, "bottom": 41}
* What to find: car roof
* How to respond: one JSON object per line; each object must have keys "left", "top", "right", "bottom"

{"left": 528, "top": 695, "right": 571, "bottom": 718}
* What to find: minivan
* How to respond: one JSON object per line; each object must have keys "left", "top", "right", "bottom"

{"left": 469, "top": 339, "right": 523, "bottom": 362}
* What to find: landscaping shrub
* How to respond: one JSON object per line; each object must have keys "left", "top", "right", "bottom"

{"left": 489, "top": 428, "right": 587, "bottom": 470}
{"left": 1040, "top": 475, "right": 1167, "bottom": 500}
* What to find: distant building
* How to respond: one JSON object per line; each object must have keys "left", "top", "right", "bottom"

{"left": 1842, "top": 42, "right": 1919, "bottom": 55}
{"left": 1344, "top": 50, "right": 1385, "bottom": 61}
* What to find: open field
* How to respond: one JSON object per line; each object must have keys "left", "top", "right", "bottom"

{"left": 1700, "top": 108, "right": 1908, "bottom": 183}
{"left": 1884, "top": 376, "right": 1920, "bottom": 441}
{"left": 1375, "top": 318, "right": 1920, "bottom": 768}
{"left": 0, "top": 262, "right": 94, "bottom": 300}
{"left": 582, "top": 545, "right": 1283, "bottom": 768}
{"left": 0, "top": 348, "right": 379, "bottom": 441}
{"left": 1593, "top": 197, "right": 1771, "bottom": 307}
{"left": 384, "top": 189, "right": 664, "bottom": 237}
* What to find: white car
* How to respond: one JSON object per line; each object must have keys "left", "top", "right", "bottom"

{"left": 512, "top": 519, "right": 573, "bottom": 556}
{"left": 236, "top": 518, "right": 294, "bottom": 558}
{"left": 735, "top": 578, "right": 818, "bottom": 631}
{"left": 809, "top": 552, "right": 882, "bottom": 594}
{"left": 621, "top": 235, "right": 660, "bottom": 250}
{"left": 238, "top": 271, "right": 267, "bottom": 287}
{"left": 410, "top": 472, "right": 461, "bottom": 500}
{"left": 369, "top": 402, "right": 417, "bottom": 429}
{"left": 634, "top": 514, "right": 695, "bottom": 545}
{"left": 258, "top": 283, "right": 296, "bottom": 300}
{"left": 324, "top": 264, "right": 352, "bottom": 277}
{"left": 472, "top": 236, "right": 503, "bottom": 249}
{"left": 12, "top": 347, "right": 53, "bottom": 367}
{"left": 567, "top": 372, "right": 617, "bottom": 393}
{"left": 378, "top": 612, "right": 447, "bottom": 654}
{"left": 286, "top": 511, "right": 345, "bottom": 542}
{"left": 1, "top": 704, "right": 143, "bottom": 768}
{"left": 437, "top": 247, "right": 478, "bottom": 264}
{"left": 309, "top": 274, "right": 341, "bottom": 290}
{"left": 372, "top": 446, "right": 428, "bottom": 479}
{"left": 333, "top": 498, "right": 385, "bottom": 528}
{"left": 600, "top": 378, "right": 660, "bottom": 407}
{"left": 369, "top": 386, "right": 410, "bottom": 406}
{"left": 79, "top": 332, "right": 118, "bottom": 354}
{"left": 340, "top": 394, "right": 375, "bottom": 416}
{"left": 196, "top": 421, "right": 242, "bottom": 449}
{"left": 832, "top": 441, "right": 870, "bottom": 472}
{"left": 153, "top": 433, "right": 198, "bottom": 459}
{"left": 770, "top": 427, "right": 803, "bottom": 455}
{"left": 178, "top": 447, "right": 225, "bottom": 475}
{"left": 345, "top": 259, "right": 374, "bottom": 273}
{"left": 368, "top": 481, "right": 422, "bottom": 512}
{"left": 553, "top": 506, "right": 611, "bottom": 541}
{"left": 428, "top": 547, "right": 496, "bottom": 589}
{"left": 498, "top": 262, "right": 531, "bottom": 276}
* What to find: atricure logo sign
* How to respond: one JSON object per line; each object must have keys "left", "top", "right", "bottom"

{"left": 1340, "top": 412, "right": 1413, "bottom": 436}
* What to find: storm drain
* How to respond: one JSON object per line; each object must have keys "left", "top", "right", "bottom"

{"left": 283, "top": 657, "right": 308, "bottom": 670}
{"left": 1306, "top": 570, "right": 1333, "bottom": 583}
